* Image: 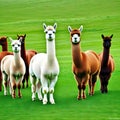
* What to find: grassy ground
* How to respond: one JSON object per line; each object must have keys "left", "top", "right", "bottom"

{"left": 0, "top": 0, "right": 120, "bottom": 120}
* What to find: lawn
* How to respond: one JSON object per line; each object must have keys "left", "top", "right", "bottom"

{"left": 0, "top": 0, "right": 120, "bottom": 120}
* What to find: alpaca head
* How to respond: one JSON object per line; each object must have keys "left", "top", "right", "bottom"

{"left": 68, "top": 25, "right": 83, "bottom": 44}
{"left": 101, "top": 34, "right": 113, "bottom": 48}
{"left": 43, "top": 23, "right": 57, "bottom": 41}
{"left": 0, "top": 36, "right": 7, "bottom": 46}
{"left": 17, "top": 34, "right": 26, "bottom": 43}
{"left": 9, "top": 37, "right": 22, "bottom": 53}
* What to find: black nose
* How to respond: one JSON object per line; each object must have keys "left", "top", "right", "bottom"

{"left": 15, "top": 47, "right": 17, "bottom": 50}
{"left": 49, "top": 34, "right": 52, "bottom": 37}
{"left": 74, "top": 38, "right": 77, "bottom": 42}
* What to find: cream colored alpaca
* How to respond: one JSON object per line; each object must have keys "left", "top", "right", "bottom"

{"left": 1, "top": 38, "right": 26, "bottom": 98}
{"left": 29, "top": 23, "right": 59, "bottom": 104}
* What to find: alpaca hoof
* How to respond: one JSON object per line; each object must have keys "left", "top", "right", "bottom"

{"left": 38, "top": 96, "right": 43, "bottom": 101}
{"left": 32, "top": 98, "right": 36, "bottom": 101}
{"left": 50, "top": 99, "right": 55, "bottom": 104}
{"left": 82, "top": 95, "right": 86, "bottom": 99}
{"left": 77, "top": 96, "right": 81, "bottom": 100}
{"left": 89, "top": 92, "right": 93, "bottom": 96}
{"left": 32, "top": 93, "right": 36, "bottom": 101}
{"left": 4, "top": 91, "right": 7, "bottom": 96}
{"left": 12, "top": 94, "right": 16, "bottom": 99}
{"left": 26, "top": 84, "right": 28, "bottom": 88}
{"left": 43, "top": 99, "right": 48, "bottom": 105}
{"left": 18, "top": 94, "right": 22, "bottom": 98}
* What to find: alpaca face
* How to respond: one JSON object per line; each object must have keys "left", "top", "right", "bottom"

{"left": 102, "top": 34, "right": 113, "bottom": 48}
{"left": 11, "top": 40, "right": 21, "bottom": 53}
{"left": 68, "top": 25, "right": 83, "bottom": 44}
{"left": 71, "top": 33, "right": 80, "bottom": 44}
{"left": 43, "top": 23, "right": 57, "bottom": 41}
{"left": 9, "top": 38, "right": 21, "bottom": 53}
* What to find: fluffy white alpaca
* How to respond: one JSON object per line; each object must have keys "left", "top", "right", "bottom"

{"left": 29, "top": 23, "right": 59, "bottom": 104}
{"left": 1, "top": 38, "right": 26, "bottom": 98}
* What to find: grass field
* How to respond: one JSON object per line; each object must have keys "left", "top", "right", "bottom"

{"left": 0, "top": 0, "right": 120, "bottom": 120}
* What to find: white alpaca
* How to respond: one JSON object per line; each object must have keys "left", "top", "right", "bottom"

{"left": 1, "top": 38, "right": 26, "bottom": 98}
{"left": 29, "top": 23, "right": 59, "bottom": 104}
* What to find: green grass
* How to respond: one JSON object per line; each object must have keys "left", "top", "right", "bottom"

{"left": 0, "top": 0, "right": 120, "bottom": 120}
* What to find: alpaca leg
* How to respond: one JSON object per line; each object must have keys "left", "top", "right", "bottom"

{"left": 36, "top": 79, "right": 42, "bottom": 101}
{"left": 18, "top": 76, "right": 24, "bottom": 98}
{"left": 30, "top": 75, "right": 36, "bottom": 101}
{"left": 10, "top": 75, "right": 16, "bottom": 98}
{"left": 25, "top": 67, "right": 29, "bottom": 88}
{"left": 18, "top": 83, "right": 22, "bottom": 98}
{"left": 9, "top": 81, "right": 12, "bottom": 95}
{"left": 2, "top": 72, "right": 8, "bottom": 95}
{"left": 77, "top": 84, "right": 81, "bottom": 100}
{"left": 91, "top": 75, "right": 97, "bottom": 95}
{"left": 81, "top": 84, "right": 86, "bottom": 99}
{"left": 41, "top": 75, "right": 48, "bottom": 104}
{"left": 12, "top": 83, "right": 16, "bottom": 98}
{"left": 0, "top": 71, "right": 2, "bottom": 91}
{"left": 49, "top": 76, "right": 58, "bottom": 104}
{"left": 22, "top": 76, "right": 25, "bottom": 89}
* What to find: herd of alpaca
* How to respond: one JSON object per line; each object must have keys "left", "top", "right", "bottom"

{"left": 0, "top": 23, "right": 115, "bottom": 104}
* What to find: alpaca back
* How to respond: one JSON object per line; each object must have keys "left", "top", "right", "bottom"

{"left": 1, "top": 55, "right": 13, "bottom": 76}
{"left": 85, "top": 50, "right": 100, "bottom": 75}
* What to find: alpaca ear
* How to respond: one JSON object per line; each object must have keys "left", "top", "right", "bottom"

{"left": 9, "top": 37, "right": 13, "bottom": 43}
{"left": 110, "top": 34, "right": 113, "bottom": 38}
{"left": 24, "top": 34, "right": 26, "bottom": 38}
{"left": 68, "top": 26, "right": 72, "bottom": 32}
{"left": 101, "top": 34, "right": 104, "bottom": 39}
{"left": 53, "top": 23, "right": 57, "bottom": 30}
{"left": 18, "top": 38, "right": 22, "bottom": 43}
{"left": 43, "top": 23, "right": 47, "bottom": 30}
{"left": 79, "top": 25, "right": 83, "bottom": 32}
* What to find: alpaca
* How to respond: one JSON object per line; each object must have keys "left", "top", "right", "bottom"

{"left": 1, "top": 38, "right": 26, "bottom": 98}
{"left": 68, "top": 25, "right": 100, "bottom": 100}
{"left": 0, "top": 36, "right": 13, "bottom": 91}
{"left": 17, "top": 34, "right": 37, "bottom": 88}
{"left": 0, "top": 36, "right": 8, "bottom": 51}
{"left": 99, "top": 34, "right": 115, "bottom": 93}
{"left": 29, "top": 23, "right": 59, "bottom": 104}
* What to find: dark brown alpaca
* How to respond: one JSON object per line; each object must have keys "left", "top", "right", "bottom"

{"left": 68, "top": 26, "right": 100, "bottom": 100}
{"left": 99, "top": 34, "right": 115, "bottom": 93}
{"left": 17, "top": 34, "right": 37, "bottom": 88}
{"left": 0, "top": 36, "right": 13, "bottom": 91}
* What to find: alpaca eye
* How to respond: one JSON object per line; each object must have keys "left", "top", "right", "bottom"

{"left": 45, "top": 31, "right": 48, "bottom": 34}
{"left": 18, "top": 44, "right": 20, "bottom": 47}
{"left": 53, "top": 31, "right": 55, "bottom": 33}
{"left": 12, "top": 45, "right": 14, "bottom": 47}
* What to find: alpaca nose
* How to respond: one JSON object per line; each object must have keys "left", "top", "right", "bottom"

{"left": 49, "top": 34, "right": 52, "bottom": 38}
{"left": 74, "top": 38, "right": 77, "bottom": 42}
{"left": 15, "top": 47, "right": 18, "bottom": 51}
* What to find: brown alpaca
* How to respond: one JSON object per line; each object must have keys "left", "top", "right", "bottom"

{"left": 99, "top": 34, "right": 115, "bottom": 93}
{"left": 68, "top": 25, "right": 100, "bottom": 100}
{"left": 17, "top": 34, "right": 37, "bottom": 88}
{"left": 0, "top": 36, "right": 13, "bottom": 91}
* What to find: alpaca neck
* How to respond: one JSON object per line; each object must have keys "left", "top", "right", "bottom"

{"left": 13, "top": 52, "right": 21, "bottom": 67}
{"left": 21, "top": 43, "right": 27, "bottom": 62}
{"left": 72, "top": 44, "right": 82, "bottom": 68}
{"left": 101, "top": 47, "right": 110, "bottom": 67}
{"left": 2, "top": 42, "right": 8, "bottom": 51}
{"left": 47, "top": 40, "right": 56, "bottom": 63}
